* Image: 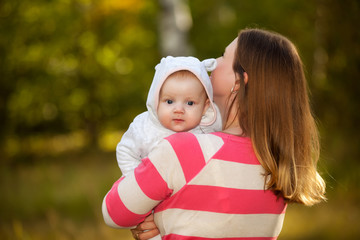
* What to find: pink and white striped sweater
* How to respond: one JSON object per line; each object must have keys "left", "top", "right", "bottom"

{"left": 102, "top": 132, "right": 287, "bottom": 239}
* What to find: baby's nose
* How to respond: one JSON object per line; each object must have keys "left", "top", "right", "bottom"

{"left": 174, "top": 103, "right": 185, "bottom": 113}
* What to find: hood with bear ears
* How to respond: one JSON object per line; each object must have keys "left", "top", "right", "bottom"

{"left": 146, "top": 56, "right": 218, "bottom": 128}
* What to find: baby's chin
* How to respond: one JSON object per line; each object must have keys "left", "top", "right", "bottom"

{"left": 170, "top": 126, "right": 194, "bottom": 133}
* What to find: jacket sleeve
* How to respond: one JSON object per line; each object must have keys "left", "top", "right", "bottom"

{"left": 116, "top": 129, "right": 142, "bottom": 176}
{"left": 116, "top": 114, "right": 146, "bottom": 176}
{"left": 103, "top": 139, "right": 174, "bottom": 228}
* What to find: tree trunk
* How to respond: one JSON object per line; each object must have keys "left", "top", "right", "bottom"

{"left": 158, "top": 0, "right": 192, "bottom": 56}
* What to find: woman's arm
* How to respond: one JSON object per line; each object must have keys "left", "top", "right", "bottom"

{"left": 102, "top": 146, "right": 173, "bottom": 228}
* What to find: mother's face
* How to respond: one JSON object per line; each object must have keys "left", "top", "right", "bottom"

{"left": 210, "top": 38, "right": 238, "bottom": 105}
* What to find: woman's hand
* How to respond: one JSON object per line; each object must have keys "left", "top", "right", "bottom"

{"left": 131, "top": 213, "right": 160, "bottom": 240}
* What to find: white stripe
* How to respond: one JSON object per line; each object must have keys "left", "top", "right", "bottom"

{"left": 155, "top": 209, "right": 285, "bottom": 238}
{"left": 189, "top": 159, "right": 267, "bottom": 190}
{"left": 149, "top": 140, "right": 186, "bottom": 194}
{"left": 195, "top": 134, "right": 224, "bottom": 163}
{"left": 118, "top": 171, "right": 160, "bottom": 214}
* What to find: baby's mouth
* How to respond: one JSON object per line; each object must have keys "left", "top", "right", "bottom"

{"left": 173, "top": 119, "right": 184, "bottom": 123}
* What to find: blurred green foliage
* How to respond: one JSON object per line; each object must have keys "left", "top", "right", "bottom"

{"left": 0, "top": 0, "right": 360, "bottom": 239}
{"left": 1, "top": 0, "right": 159, "bottom": 151}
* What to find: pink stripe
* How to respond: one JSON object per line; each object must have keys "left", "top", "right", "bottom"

{"left": 166, "top": 132, "right": 205, "bottom": 182}
{"left": 135, "top": 157, "right": 173, "bottom": 201}
{"left": 163, "top": 234, "right": 278, "bottom": 240}
{"left": 211, "top": 133, "right": 259, "bottom": 165}
{"left": 156, "top": 185, "right": 286, "bottom": 214}
{"left": 105, "top": 177, "right": 150, "bottom": 227}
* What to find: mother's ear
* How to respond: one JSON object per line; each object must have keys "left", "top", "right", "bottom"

{"left": 235, "top": 72, "right": 248, "bottom": 87}
{"left": 231, "top": 80, "right": 241, "bottom": 93}
{"left": 243, "top": 72, "right": 248, "bottom": 85}
{"left": 232, "top": 72, "right": 248, "bottom": 93}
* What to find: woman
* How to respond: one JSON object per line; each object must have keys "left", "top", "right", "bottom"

{"left": 102, "top": 28, "right": 326, "bottom": 240}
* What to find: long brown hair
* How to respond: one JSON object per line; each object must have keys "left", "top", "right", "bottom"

{"left": 233, "top": 28, "right": 326, "bottom": 205}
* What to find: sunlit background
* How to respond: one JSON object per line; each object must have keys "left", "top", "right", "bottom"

{"left": 1, "top": 0, "right": 359, "bottom": 239}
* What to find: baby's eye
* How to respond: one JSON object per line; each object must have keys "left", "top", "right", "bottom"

{"left": 166, "top": 100, "right": 173, "bottom": 104}
{"left": 187, "top": 101, "right": 194, "bottom": 106}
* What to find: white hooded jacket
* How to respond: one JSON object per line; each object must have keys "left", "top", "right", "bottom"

{"left": 116, "top": 56, "right": 222, "bottom": 176}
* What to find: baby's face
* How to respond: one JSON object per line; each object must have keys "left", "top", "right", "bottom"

{"left": 157, "top": 74, "right": 210, "bottom": 132}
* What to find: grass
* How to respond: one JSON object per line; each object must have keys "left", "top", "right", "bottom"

{"left": 0, "top": 150, "right": 133, "bottom": 240}
{"left": 0, "top": 150, "right": 359, "bottom": 239}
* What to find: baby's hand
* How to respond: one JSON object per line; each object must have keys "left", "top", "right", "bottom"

{"left": 130, "top": 213, "right": 160, "bottom": 240}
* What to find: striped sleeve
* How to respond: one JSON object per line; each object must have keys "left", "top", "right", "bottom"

{"left": 102, "top": 141, "right": 174, "bottom": 228}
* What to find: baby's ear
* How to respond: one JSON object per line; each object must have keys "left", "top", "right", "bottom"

{"left": 203, "top": 98, "right": 211, "bottom": 115}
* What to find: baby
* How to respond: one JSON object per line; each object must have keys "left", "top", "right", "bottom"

{"left": 116, "top": 56, "right": 222, "bottom": 176}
